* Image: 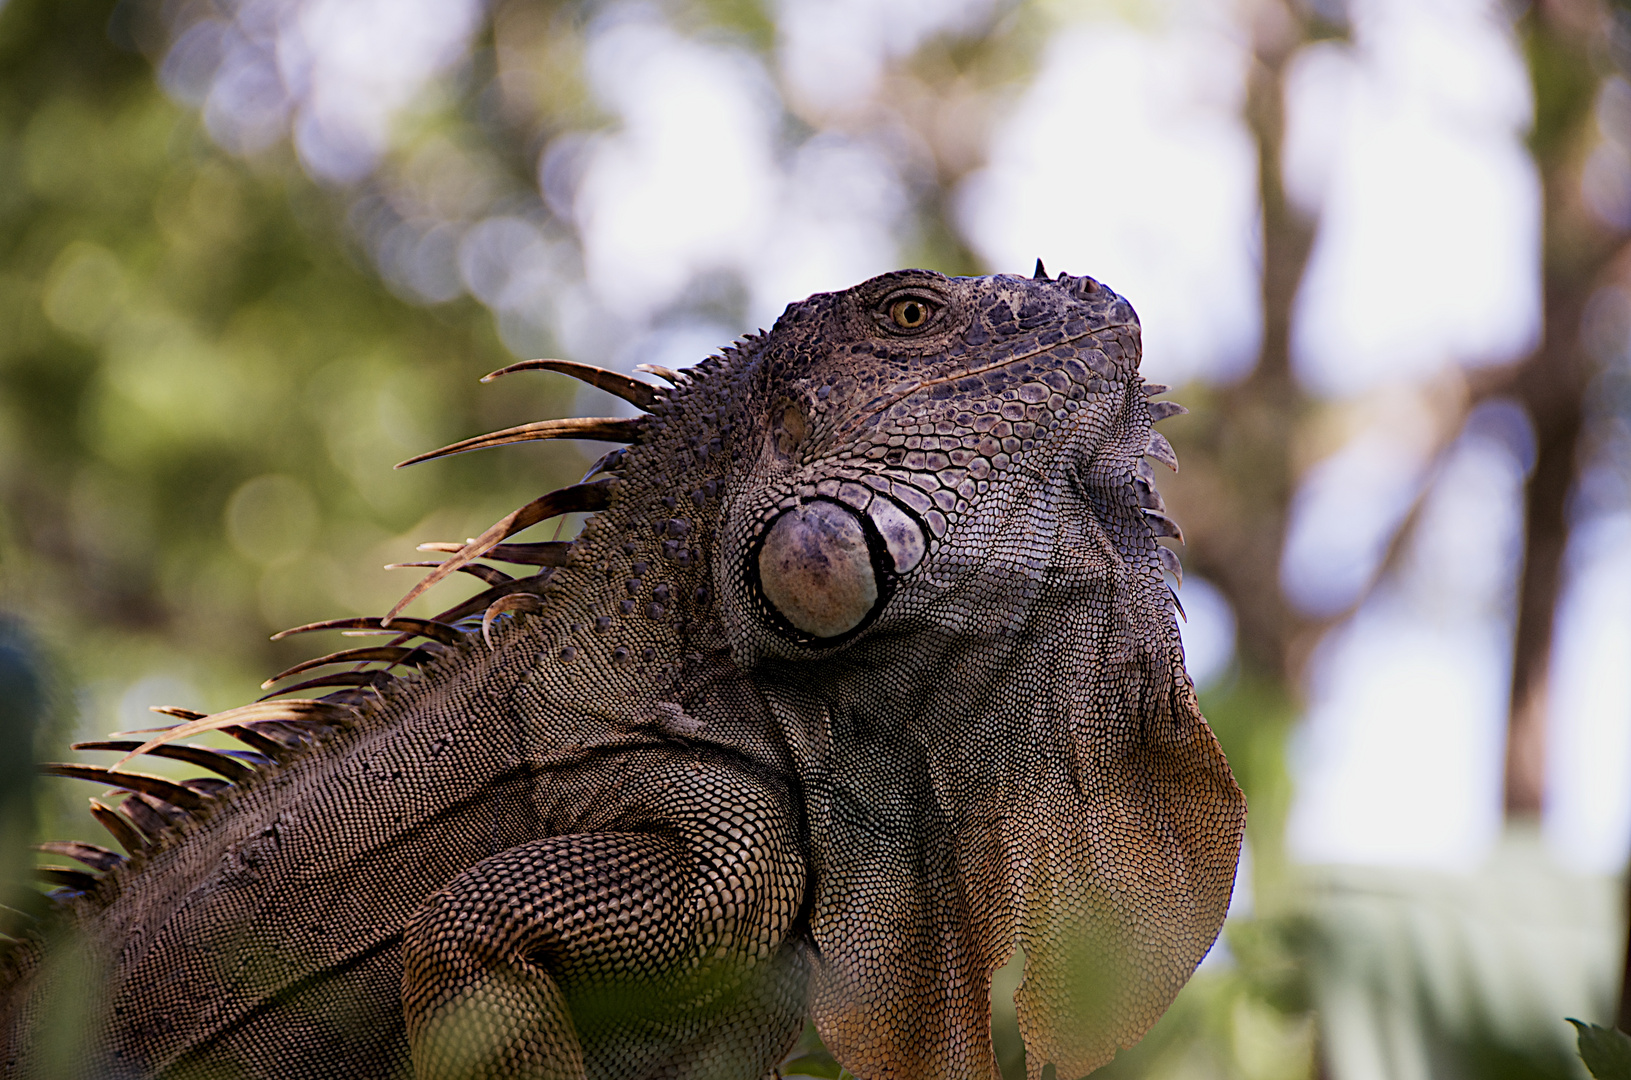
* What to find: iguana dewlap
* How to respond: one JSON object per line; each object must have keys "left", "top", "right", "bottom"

{"left": 0, "top": 268, "right": 1244, "bottom": 1080}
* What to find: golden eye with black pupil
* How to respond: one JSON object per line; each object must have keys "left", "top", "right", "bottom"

{"left": 888, "top": 297, "right": 934, "bottom": 331}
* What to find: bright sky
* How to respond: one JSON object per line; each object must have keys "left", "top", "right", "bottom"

{"left": 168, "top": 0, "right": 1631, "bottom": 874}
{"left": 958, "top": 5, "right": 1262, "bottom": 387}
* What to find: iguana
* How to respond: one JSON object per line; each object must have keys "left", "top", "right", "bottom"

{"left": 0, "top": 266, "right": 1244, "bottom": 1080}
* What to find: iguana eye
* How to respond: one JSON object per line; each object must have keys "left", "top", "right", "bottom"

{"left": 886, "top": 296, "right": 936, "bottom": 331}
{"left": 756, "top": 501, "right": 879, "bottom": 639}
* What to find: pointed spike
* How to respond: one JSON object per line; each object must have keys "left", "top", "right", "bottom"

{"left": 1170, "top": 584, "right": 1187, "bottom": 621}
{"left": 634, "top": 364, "right": 681, "bottom": 385}
{"left": 490, "top": 542, "right": 574, "bottom": 567}
{"left": 88, "top": 799, "right": 149, "bottom": 855}
{"left": 1149, "top": 400, "right": 1189, "bottom": 423}
{"left": 483, "top": 593, "right": 543, "bottom": 648}
{"left": 419, "top": 541, "right": 573, "bottom": 567}
{"left": 1157, "top": 545, "right": 1184, "bottom": 586}
{"left": 1033, "top": 258, "right": 1048, "bottom": 279}
{"left": 1133, "top": 479, "right": 1166, "bottom": 514}
{"left": 430, "top": 578, "right": 549, "bottom": 628}
{"left": 41, "top": 764, "right": 207, "bottom": 812}
{"left": 35, "top": 866, "right": 99, "bottom": 892}
{"left": 138, "top": 791, "right": 187, "bottom": 824}
{"left": 151, "top": 706, "right": 206, "bottom": 721}
{"left": 1143, "top": 510, "right": 1185, "bottom": 544}
{"left": 272, "top": 616, "right": 465, "bottom": 646}
{"left": 385, "top": 480, "right": 613, "bottom": 624}
{"left": 387, "top": 560, "right": 514, "bottom": 587}
{"left": 73, "top": 740, "right": 257, "bottom": 785}
{"left": 257, "top": 670, "right": 392, "bottom": 702}
{"left": 396, "top": 416, "right": 643, "bottom": 469}
{"left": 318, "top": 688, "right": 378, "bottom": 709}
{"left": 220, "top": 725, "right": 294, "bottom": 761}
{"left": 216, "top": 748, "right": 276, "bottom": 768}
{"left": 579, "top": 447, "right": 626, "bottom": 483}
{"left": 264, "top": 645, "right": 426, "bottom": 688}
{"left": 109, "top": 701, "right": 358, "bottom": 767}
{"left": 1141, "top": 382, "right": 1170, "bottom": 397}
{"left": 1146, "top": 431, "right": 1179, "bottom": 471}
{"left": 1135, "top": 458, "right": 1157, "bottom": 484}
{"left": 37, "top": 840, "right": 126, "bottom": 873}
{"left": 482, "top": 359, "right": 660, "bottom": 411}
{"left": 243, "top": 722, "right": 312, "bottom": 750}
{"left": 119, "top": 794, "right": 172, "bottom": 837}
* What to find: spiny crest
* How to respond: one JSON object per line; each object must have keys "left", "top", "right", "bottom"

{"left": 12, "top": 358, "right": 660, "bottom": 930}
{"left": 1138, "top": 379, "right": 1188, "bottom": 611}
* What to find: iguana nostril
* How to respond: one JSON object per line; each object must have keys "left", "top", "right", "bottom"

{"left": 757, "top": 500, "right": 878, "bottom": 638}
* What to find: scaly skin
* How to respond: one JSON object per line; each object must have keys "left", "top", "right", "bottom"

{"left": 0, "top": 268, "right": 1244, "bottom": 1080}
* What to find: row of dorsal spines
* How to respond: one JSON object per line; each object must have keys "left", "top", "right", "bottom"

{"left": 1138, "top": 379, "right": 1188, "bottom": 597}
{"left": 20, "top": 359, "right": 667, "bottom": 921}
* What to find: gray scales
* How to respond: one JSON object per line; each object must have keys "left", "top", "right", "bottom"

{"left": 0, "top": 267, "right": 1245, "bottom": 1080}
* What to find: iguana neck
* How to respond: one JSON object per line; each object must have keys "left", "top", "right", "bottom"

{"left": 749, "top": 417, "right": 1181, "bottom": 789}
{"left": 494, "top": 348, "right": 780, "bottom": 760}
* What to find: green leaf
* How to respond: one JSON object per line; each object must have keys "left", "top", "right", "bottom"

{"left": 777, "top": 1054, "right": 846, "bottom": 1079}
{"left": 1569, "top": 1019, "right": 1631, "bottom": 1080}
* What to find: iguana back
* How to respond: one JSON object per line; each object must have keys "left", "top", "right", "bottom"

{"left": 0, "top": 268, "right": 1243, "bottom": 1080}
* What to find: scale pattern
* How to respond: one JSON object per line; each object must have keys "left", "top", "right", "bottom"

{"left": 0, "top": 268, "right": 1244, "bottom": 1080}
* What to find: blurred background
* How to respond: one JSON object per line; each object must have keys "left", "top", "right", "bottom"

{"left": 0, "top": 0, "right": 1626, "bottom": 1075}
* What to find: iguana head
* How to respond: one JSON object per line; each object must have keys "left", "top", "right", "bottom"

{"left": 712, "top": 267, "right": 1147, "bottom": 664}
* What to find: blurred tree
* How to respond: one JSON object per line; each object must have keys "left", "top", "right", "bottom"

{"left": 1126, "top": 0, "right": 1631, "bottom": 1071}
{"left": 0, "top": 0, "right": 589, "bottom": 818}
{"left": 0, "top": 619, "right": 48, "bottom": 918}
{"left": 1496, "top": 0, "right": 1619, "bottom": 825}
{"left": 3, "top": 0, "right": 1628, "bottom": 1075}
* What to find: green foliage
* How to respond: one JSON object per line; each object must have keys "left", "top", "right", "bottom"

{"left": 1201, "top": 673, "right": 1298, "bottom": 888}
{"left": 0, "top": 619, "right": 48, "bottom": 912}
{"left": 1571, "top": 1021, "right": 1631, "bottom": 1080}
{"left": 1421, "top": 1022, "right": 1580, "bottom": 1080}
{"left": 1522, "top": 13, "right": 1601, "bottom": 169}
{"left": 0, "top": 0, "right": 593, "bottom": 789}
{"left": 1090, "top": 948, "right": 1317, "bottom": 1080}
{"left": 779, "top": 1021, "right": 857, "bottom": 1079}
